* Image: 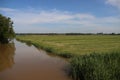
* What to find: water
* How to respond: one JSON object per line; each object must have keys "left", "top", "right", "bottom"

{"left": 0, "top": 40, "right": 71, "bottom": 80}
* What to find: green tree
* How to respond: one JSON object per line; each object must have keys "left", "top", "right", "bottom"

{"left": 0, "top": 14, "right": 15, "bottom": 43}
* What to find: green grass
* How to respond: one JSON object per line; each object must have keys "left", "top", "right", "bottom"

{"left": 16, "top": 35, "right": 120, "bottom": 57}
{"left": 16, "top": 35, "right": 120, "bottom": 80}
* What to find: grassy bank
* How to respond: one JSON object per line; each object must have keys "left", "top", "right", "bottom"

{"left": 16, "top": 36, "right": 74, "bottom": 58}
{"left": 16, "top": 35, "right": 120, "bottom": 80}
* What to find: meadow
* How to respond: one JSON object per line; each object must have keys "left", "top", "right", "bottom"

{"left": 17, "top": 35, "right": 120, "bottom": 57}
{"left": 16, "top": 35, "right": 120, "bottom": 80}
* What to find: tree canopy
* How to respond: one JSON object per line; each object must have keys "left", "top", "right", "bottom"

{"left": 0, "top": 14, "right": 15, "bottom": 43}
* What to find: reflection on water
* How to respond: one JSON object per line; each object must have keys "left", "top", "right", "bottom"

{"left": 0, "top": 43, "right": 15, "bottom": 72}
{"left": 0, "top": 40, "right": 71, "bottom": 80}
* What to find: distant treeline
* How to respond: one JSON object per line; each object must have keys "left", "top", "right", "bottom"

{"left": 16, "top": 33, "right": 120, "bottom": 35}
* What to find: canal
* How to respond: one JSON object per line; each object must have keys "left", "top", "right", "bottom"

{"left": 0, "top": 40, "right": 71, "bottom": 80}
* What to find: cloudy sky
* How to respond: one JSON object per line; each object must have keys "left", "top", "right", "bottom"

{"left": 0, "top": 0, "right": 120, "bottom": 33}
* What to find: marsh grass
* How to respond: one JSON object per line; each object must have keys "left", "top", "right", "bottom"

{"left": 70, "top": 52, "right": 120, "bottom": 80}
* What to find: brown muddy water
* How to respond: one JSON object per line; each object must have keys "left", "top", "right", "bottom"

{"left": 0, "top": 40, "right": 72, "bottom": 80}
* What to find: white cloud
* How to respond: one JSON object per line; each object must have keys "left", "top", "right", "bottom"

{"left": 74, "top": 14, "right": 95, "bottom": 20}
{"left": 0, "top": 7, "right": 16, "bottom": 12}
{"left": 3, "top": 9, "right": 96, "bottom": 25}
{"left": 0, "top": 7, "right": 120, "bottom": 33}
{"left": 106, "top": 0, "right": 120, "bottom": 9}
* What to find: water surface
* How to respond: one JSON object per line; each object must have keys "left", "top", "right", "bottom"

{"left": 0, "top": 40, "right": 71, "bottom": 80}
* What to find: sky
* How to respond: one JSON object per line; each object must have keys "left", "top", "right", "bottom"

{"left": 0, "top": 0, "right": 120, "bottom": 33}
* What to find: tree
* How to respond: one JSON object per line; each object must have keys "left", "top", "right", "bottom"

{"left": 0, "top": 14, "right": 15, "bottom": 43}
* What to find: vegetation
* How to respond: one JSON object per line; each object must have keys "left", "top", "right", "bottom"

{"left": 70, "top": 52, "right": 120, "bottom": 80}
{"left": 0, "top": 14, "right": 15, "bottom": 43}
{"left": 16, "top": 35, "right": 120, "bottom": 80}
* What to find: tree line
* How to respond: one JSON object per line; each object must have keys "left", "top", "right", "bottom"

{"left": 16, "top": 33, "right": 120, "bottom": 35}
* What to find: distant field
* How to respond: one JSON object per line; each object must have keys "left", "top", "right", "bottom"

{"left": 16, "top": 35, "right": 120, "bottom": 56}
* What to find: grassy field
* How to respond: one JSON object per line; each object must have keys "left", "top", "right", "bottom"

{"left": 16, "top": 35, "right": 120, "bottom": 57}
{"left": 16, "top": 35, "right": 120, "bottom": 80}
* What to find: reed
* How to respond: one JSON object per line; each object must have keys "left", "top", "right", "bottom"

{"left": 70, "top": 52, "right": 120, "bottom": 80}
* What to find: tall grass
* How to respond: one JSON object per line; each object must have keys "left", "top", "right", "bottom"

{"left": 70, "top": 52, "right": 120, "bottom": 80}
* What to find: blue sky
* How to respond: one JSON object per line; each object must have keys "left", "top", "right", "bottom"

{"left": 0, "top": 0, "right": 120, "bottom": 33}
